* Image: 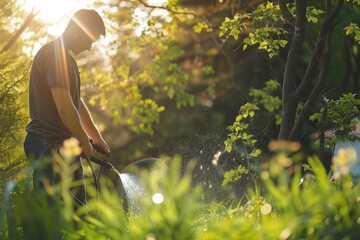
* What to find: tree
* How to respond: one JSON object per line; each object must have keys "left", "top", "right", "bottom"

{"left": 0, "top": 52, "right": 29, "bottom": 183}
{"left": 219, "top": 0, "right": 360, "bottom": 142}
{"left": 0, "top": 0, "right": 40, "bottom": 184}
{"left": 77, "top": 0, "right": 277, "bottom": 167}
{"left": 13, "top": 0, "right": 353, "bottom": 169}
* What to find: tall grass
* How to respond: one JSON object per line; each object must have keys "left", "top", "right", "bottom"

{"left": 1, "top": 145, "right": 360, "bottom": 239}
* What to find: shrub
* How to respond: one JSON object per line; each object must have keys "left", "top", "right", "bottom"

{"left": 1, "top": 144, "right": 360, "bottom": 239}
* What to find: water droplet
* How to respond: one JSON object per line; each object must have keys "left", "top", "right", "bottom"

{"left": 212, "top": 151, "right": 222, "bottom": 166}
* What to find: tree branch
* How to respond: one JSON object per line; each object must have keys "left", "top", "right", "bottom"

{"left": 278, "top": 0, "right": 295, "bottom": 26}
{"left": 0, "top": 159, "right": 26, "bottom": 181}
{"left": 138, "top": 0, "right": 197, "bottom": 16}
{"left": 283, "top": 0, "right": 307, "bottom": 94}
{"left": 278, "top": 0, "right": 307, "bottom": 139}
{"left": 294, "top": 0, "right": 344, "bottom": 100}
{"left": 0, "top": 9, "right": 37, "bottom": 54}
{"left": 289, "top": 22, "right": 335, "bottom": 141}
{"left": 136, "top": 0, "right": 238, "bottom": 86}
{"left": 137, "top": 0, "right": 233, "bottom": 62}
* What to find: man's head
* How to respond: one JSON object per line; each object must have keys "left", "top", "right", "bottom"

{"left": 63, "top": 9, "right": 106, "bottom": 54}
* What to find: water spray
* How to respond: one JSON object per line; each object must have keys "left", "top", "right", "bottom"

{"left": 88, "top": 155, "right": 160, "bottom": 213}
{"left": 211, "top": 149, "right": 226, "bottom": 175}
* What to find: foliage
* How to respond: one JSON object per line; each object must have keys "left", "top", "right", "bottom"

{"left": 310, "top": 93, "right": 360, "bottom": 144}
{"left": 72, "top": 0, "right": 360, "bottom": 168}
{"left": 218, "top": 0, "right": 360, "bottom": 142}
{"left": 222, "top": 164, "right": 248, "bottom": 185}
{"left": 324, "top": 94, "right": 360, "bottom": 140}
{"left": 1, "top": 2, "right": 360, "bottom": 239}
{"left": 0, "top": 0, "right": 42, "bottom": 186}
{"left": 219, "top": 14, "right": 251, "bottom": 41}
{"left": 201, "top": 145, "right": 360, "bottom": 240}
{"left": 0, "top": 51, "right": 29, "bottom": 184}
{"left": 344, "top": 23, "right": 360, "bottom": 45}
{"left": 224, "top": 103, "right": 261, "bottom": 157}
{"left": 222, "top": 79, "right": 284, "bottom": 185}
{"left": 83, "top": 1, "right": 195, "bottom": 137}
{"left": 2, "top": 140, "right": 360, "bottom": 239}
{"left": 220, "top": 2, "right": 288, "bottom": 58}
{"left": 249, "top": 79, "right": 282, "bottom": 125}
{"left": 219, "top": 2, "right": 327, "bottom": 58}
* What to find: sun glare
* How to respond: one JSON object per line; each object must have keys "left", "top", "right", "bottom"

{"left": 22, "top": 0, "right": 93, "bottom": 35}
{"left": 147, "top": 0, "right": 168, "bottom": 6}
{"left": 133, "top": 0, "right": 170, "bottom": 36}
{"left": 22, "top": 0, "right": 169, "bottom": 36}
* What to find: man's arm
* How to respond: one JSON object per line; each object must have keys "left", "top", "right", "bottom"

{"left": 51, "top": 88, "right": 92, "bottom": 158}
{"left": 79, "top": 98, "right": 110, "bottom": 155}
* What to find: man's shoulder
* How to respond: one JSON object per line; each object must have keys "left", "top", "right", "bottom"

{"left": 37, "top": 40, "right": 56, "bottom": 54}
{"left": 34, "top": 39, "right": 62, "bottom": 60}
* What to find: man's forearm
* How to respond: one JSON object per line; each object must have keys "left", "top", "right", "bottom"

{"left": 59, "top": 101, "right": 89, "bottom": 145}
{"left": 79, "top": 98, "right": 103, "bottom": 141}
{"left": 79, "top": 99, "right": 110, "bottom": 155}
{"left": 51, "top": 88, "right": 91, "bottom": 156}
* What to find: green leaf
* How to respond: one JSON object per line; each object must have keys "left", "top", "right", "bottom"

{"left": 250, "top": 148, "right": 262, "bottom": 157}
{"left": 226, "top": 144, "right": 232, "bottom": 153}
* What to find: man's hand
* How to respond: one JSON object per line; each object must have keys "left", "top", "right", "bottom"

{"left": 91, "top": 137, "right": 110, "bottom": 157}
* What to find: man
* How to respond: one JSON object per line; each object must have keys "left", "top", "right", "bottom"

{"left": 23, "top": 9, "right": 110, "bottom": 205}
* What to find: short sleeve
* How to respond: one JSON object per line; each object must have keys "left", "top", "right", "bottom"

{"left": 43, "top": 43, "right": 71, "bottom": 89}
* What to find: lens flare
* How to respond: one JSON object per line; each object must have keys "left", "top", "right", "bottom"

{"left": 152, "top": 193, "right": 164, "bottom": 204}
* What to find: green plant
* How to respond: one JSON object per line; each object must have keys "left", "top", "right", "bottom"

{"left": 224, "top": 103, "right": 261, "bottom": 157}
{"left": 345, "top": 22, "right": 360, "bottom": 44}
{"left": 310, "top": 93, "right": 360, "bottom": 146}
{"left": 0, "top": 52, "right": 29, "bottom": 184}
{"left": 2, "top": 143, "right": 360, "bottom": 239}
{"left": 201, "top": 142, "right": 360, "bottom": 240}
{"left": 222, "top": 164, "right": 249, "bottom": 185}
{"left": 249, "top": 79, "right": 282, "bottom": 125}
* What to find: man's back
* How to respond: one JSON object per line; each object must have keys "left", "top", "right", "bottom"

{"left": 26, "top": 38, "right": 81, "bottom": 143}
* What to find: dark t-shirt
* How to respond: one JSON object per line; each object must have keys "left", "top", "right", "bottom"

{"left": 26, "top": 38, "right": 80, "bottom": 143}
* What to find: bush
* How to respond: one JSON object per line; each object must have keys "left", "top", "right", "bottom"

{"left": 1, "top": 144, "right": 360, "bottom": 240}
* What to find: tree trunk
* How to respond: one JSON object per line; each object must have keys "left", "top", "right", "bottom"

{"left": 278, "top": 0, "right": 344, "bottom": 141}
{"left": 278, "top": 0, "right": 307, "bottom": 140}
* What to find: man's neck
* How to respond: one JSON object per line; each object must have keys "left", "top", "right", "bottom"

{"left": 59, "top": 33, "right": 71, "bottom": 52}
